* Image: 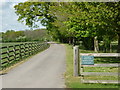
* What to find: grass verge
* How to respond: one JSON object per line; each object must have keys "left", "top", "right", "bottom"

{"left": 64, "top": 44, "right": 119, "bottom": 88}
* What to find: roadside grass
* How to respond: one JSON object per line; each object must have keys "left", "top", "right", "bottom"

{"left": 84, "top": 67, "right": 118, "bottom": 72}
{"left": 64, "top": 44, "right": 119, "bottom": 88}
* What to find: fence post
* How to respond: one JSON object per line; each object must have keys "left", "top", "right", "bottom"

{"left": 19, "top": 44, "right": 22, "bottom": 60}
{"left": 7, "top": 46, "right": 10, "bottom": 65}
{"left": 13, "top": 45, "right": 16, "bottom": 61}
{"left": 73, "top": 46, "right": 80, "bottom": 76}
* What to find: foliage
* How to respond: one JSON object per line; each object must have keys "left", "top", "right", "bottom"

{"left": 14, "top": 2, "right": 119, "bottom": 52}
{"left": 1, "top": 29, "right": 51, "bottom": 42}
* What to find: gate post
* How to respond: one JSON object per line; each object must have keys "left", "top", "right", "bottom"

{"left": 73, "top": 46, "right": 80, "bottom": 76}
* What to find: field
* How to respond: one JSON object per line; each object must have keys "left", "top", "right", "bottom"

{"left": 1, "top": 42, "right": 31, "bottom": 47}
{"left": 64, "top": 44, "right": 119, "bottom": 88}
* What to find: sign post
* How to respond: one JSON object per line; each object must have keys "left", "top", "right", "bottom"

{"left": 73, "top": 46, "right": 79, "bottom": 76}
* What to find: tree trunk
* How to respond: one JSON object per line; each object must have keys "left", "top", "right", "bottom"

{"left": 117, "top": 33, "right": 120, "bottom": 53}
{"left": 110, "top": 43, "right": 112, "bottom": 53}
{"left": 94, "top": 36, "right": 99, "bottom": 52}
{"left": 69, "top": 37, "right": 71, "bottom": 45}
{"left": 72, "top": 37, "right": 75, "bottom": 46}
{"left": 103, "top": 36, "right": 111, "bottom": 53}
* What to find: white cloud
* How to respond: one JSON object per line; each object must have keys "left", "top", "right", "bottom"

{"left": 10, "top": 2, "right": 17, "bottom": 9}
{"left": 0, "top": 0, "right": 6, "bottom": 8}
{"left": 2, "top": 0, "right": 28, "bottom": 3}
{"left": 0, "top": 0, "right": 28, "bottom": 11}
{"left": 1, "top": 0, "right": 45, "bottom": 32}
{"left": 0, "top": 0, "right": 6, "bottom": 3}
{"left": 0, "top": 8, "right": 1, "bottom": 13}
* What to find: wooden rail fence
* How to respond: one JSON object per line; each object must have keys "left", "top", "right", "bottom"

{"left": 0, "top": 42, "right": 50, "bottom": 70}
{"left": 73, "top": 46, "right": 120, "bottom": 84}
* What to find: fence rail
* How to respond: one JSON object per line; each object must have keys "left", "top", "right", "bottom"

{"left": 80, "top": 53, "right": 120, "bottom": 84}
{"left": 81, "top": 72, "right": 118, "bottom": 76}
{"left": 82, "top": 63, "right": 118, "bottom": 67}
{"left": 81, "top": 80, "right": 119, "bottom": 84}
{"left": 73, "top": 46, "right": 120, "bottom": 84}
{"left": 80, "top": 53, "right": 120, "bottom": 57}
{"left": 0, "top": 42, "right": 50, "bottom": 70}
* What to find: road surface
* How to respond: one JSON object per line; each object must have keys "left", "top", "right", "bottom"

{"left": 2, "top": 44, "right": 66, "bottom": 88}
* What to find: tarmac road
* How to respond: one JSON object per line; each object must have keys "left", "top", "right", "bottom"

{"left": 2, "top": 43, "right": 66, "bottom": 88}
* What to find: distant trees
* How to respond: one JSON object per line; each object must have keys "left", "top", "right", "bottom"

{"left": 14, "top": 2, "right": 119, "bottom": 52}
{"left": 2, "top": 29, "right": 51, "bottom": 42}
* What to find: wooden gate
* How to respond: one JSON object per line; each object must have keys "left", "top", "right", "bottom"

{"left": 73, "top": 46, "right": 120, "bottom": 84}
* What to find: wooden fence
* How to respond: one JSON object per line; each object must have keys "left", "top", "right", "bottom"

{"left": 0, "top": 42, "right": 50, "bottom": 70}
{"left": 73, "top": 46, "right": 120, "bottom": 84}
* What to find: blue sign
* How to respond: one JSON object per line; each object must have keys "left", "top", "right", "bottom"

{"left": 81, "top": 56, "right": 94, "bottom": 65}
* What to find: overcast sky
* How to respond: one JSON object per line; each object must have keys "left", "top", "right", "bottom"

{"left": 0, "top": 0, "right": 45, "bottom": 32}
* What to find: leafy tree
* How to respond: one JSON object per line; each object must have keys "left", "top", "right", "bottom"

{"left": 2, "top": 29, "right": 50, "bottom": 42}
{"left": 14, "top": 2, "right": 119, "bottom": 52}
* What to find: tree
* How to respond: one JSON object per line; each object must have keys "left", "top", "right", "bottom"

{"left": 104, "top": 2, "right": 120, "bottom": 52}
{"left": 14, "top": 2, "right": 119, "bottom": 52}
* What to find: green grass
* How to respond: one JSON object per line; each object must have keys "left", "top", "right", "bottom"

{"left": 64, "top": 44, "right": 119, "bottom": 88}
{"left": 1, "top": 42, "right": 27, "bottom": 47}
{"left": 83, "top": 67, "right": 118, "bottom": 81}
{"left": 84, "top": 67, "right": 118, "bottom": 72}
{"left": 84, "top": 76, "right": 118, "bottom": 80}
{"left": 94, "top": 57, "right": 120, "bottom": 64}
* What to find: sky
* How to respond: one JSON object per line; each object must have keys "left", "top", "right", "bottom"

{"left": 0, "top": 0, "right": 45, "bottom": 32}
